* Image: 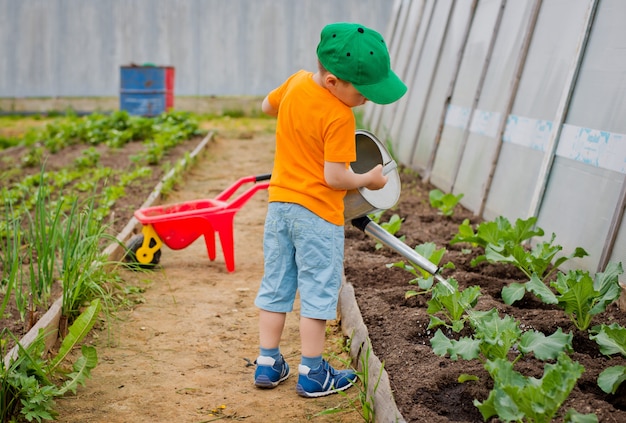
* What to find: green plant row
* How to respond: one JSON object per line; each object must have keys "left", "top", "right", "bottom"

{"left": 1, "top": 110, "right": 203, "bottom": 237}
{"left": 0, "top": 110, "right": 204, "bottom": 422}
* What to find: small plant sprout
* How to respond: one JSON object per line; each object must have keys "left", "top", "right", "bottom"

{"left": 426, "top": 278, "right": 480, "bottom": 333}
{"left": 324, "top": 342, "right": 383, "bottom": 423}
{"left": 474, "top": 353, "right": 591, "bottom": 423}
{"left": 388, "top": 242, "right": 454, "bottom": 298}
{"left": 550, "top": 262, "right": 623, "bottom": 331}
{"left": 429, "top": 188, "right": 464, "bottom": 217}
{"left": 368, "top": 211, "right": 405, "bottom": 250}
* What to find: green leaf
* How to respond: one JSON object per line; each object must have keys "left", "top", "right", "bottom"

{"left": 564, "top": 408, "right": 598, "bottom": 423}
{"left": 589, "top": 261, "right": 623, "bottom": 315}
{"left": 589, "top": 323, "right": 626, "bottom": 356}
{"left": 551, "top": 263, "right": 623, "bottom": 331}
{"left": 57, "top": 345, "right": 98, "bottom": 395}
{"left": 596, "top": 366, "right": 626, "bottom": 394}
{"left": 551, "top": 270, "right": 596, "bottom": 331}
{"left": 471, "top": 309, "right": 521, "bottom": 361}
{"left": 48, "top": 298, "right": 101, "bottom": 373}
{"left": 430, "top": 329, "right": 453, "bottom": 357}
{"left": 430, "top": 329, "right": 481, "bottom": 361}
{"left": 429, "top": 189, "right": 464, "bottom": 216}
{"left": 427, "top": 279, "right": 480, "bottom": 332}
{"left": 427, "top": 315, "right": 447, "bottom": 330}
{"left": 526, "top": 273, "right": 558, "bottom": 304}
{"left": 518, "top": 328, "right": 573, "bottom": 360}
{"left": 480, "top": 354, "right": 584, "bottom": 422}
{"left": 501, "top": 282, "right": 526, "bottom": 305}
{"left": 458, "top": 373, "right": 479, "bottom": 383}
{"left": 450, "top": 219, "right": 482, "bottom": 247}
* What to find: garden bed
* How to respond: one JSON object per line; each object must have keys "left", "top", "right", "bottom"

{"left": 344, "top": 171, "right": 626, "bottom": 422}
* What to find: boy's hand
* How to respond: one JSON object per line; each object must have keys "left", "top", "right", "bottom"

{"left": 364, "top": 164, "right": 388, "bottom": 190}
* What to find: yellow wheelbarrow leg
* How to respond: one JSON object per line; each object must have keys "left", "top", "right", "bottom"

{"left": 136, "top": 225, "right": 163, "bottom": 265}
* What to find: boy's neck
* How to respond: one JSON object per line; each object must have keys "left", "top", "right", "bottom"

{"left": 312, "top": 72, "right": 325, "bottom": 88}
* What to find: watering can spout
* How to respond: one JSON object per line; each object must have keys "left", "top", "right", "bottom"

{"left": 350, "top": 215, "right": 440, "bottom": 277}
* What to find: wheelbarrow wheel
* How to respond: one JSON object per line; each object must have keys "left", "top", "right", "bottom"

{"left": 123, "top": 234, "right": 161, "bottom": 270}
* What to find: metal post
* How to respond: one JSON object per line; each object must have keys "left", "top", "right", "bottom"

{"left": 449, "top": 0, "right": 507, "bottom": 195}
{"left": 526, "top": 0, "right": 599, "bottom": 219}
{"left": 404, "top": 0, "right": 455, "bottom": 169}
{"left": 476, "top": 0, "right": 543, "bottom": 217}
{"left": 422, "top": 0, "right": 478, "bottom": 184}
{"left": 598, "top": 174, "right": 626, "bottom": 272}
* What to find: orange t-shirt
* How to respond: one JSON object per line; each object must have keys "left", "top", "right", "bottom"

{"left": 266, "top": 70, "right": 356, "bottom": 225}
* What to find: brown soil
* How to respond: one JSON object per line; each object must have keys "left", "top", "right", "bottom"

{"left": 3, "top": 118, "right": 626, "bottom": 422}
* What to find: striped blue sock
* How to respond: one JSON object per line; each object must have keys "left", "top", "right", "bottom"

{"left": 301, "top": 355, "right": 322, "bottom": 370}
{"left": 259, "top": 347, "right": 281, "bottom": 361}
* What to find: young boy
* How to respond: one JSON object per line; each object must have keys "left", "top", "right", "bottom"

{"left": 254, "top": 22, "right": 407, "bottom": 398}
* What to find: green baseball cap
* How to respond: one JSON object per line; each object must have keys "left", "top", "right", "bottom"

{"left": 316, "top": 22, "right": 407, "bottom": 105}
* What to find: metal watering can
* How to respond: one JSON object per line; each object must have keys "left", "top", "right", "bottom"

{"left": 344, "top": 130, "right": 401, "bottom": 221}
{"left": 346, "top": 130, "right": 442, "bottom": 278}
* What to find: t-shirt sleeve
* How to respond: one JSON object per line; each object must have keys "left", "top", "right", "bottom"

{"left": 323, "top": 112, "right": 357, "bottom": 164}
{"left": 267, "top": 71, "right": 304, "bottom": 112}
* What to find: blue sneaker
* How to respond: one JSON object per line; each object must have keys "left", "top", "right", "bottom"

{"left": 254, "top": 355, "right": 290, "bottom": 388}
{"left": 296, "top": 359, "right": 357, "bottom": 398}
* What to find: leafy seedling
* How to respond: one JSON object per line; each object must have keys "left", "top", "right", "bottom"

{"left": 387, "top": 242, "right": 454, "bottom": 298}
{"left": 474, "top": 353, "right": 589, "bottom": 423}
{"left": 426, "top": 278, "right": 480, "bottom": 333}
{"left": 550, "top": 262, "right": 623, "bottom": 331}
{"left": 429, "top": 189, "right": 464, "bottom": 217}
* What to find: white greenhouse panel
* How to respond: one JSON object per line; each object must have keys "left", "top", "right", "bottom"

{"left": 453, "top": 0, "right": 536, "bottom": 212}
{"left": 410, "top": 0, "right": 476, "bottom": 172}
{"left": 392, "top": 0, "right": 452, "bottom": 164}
{"left": 535, "top": 0, "right": 626, "bottom": 275}
{"left": 483, "top": 0, "right": 592, "bottom": 220}
{"left": 566, "top": 0, "right": 626, "bottom": 133}
{"left": 374, "top": 0, "right": 428, "bottom": 150}
{"left": 536, "top": 157, "right": 624, "bottom": 272}
{"left": 482, "top": 143, "right": 544, "bottom": 221}
{"left": 429, "top": 0, "right": 503, "bottom": 192}
{"left": 510, "top": 0, "right": 590, "bottom": 118}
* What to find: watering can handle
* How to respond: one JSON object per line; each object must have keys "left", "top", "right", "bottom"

{"left": 382, "top": 160, "right": 397, "bottom": 176}
{"left": 255, "top": 173, "right": 272, "bottom": 182}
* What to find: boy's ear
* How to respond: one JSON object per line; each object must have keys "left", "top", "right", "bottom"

{"left": 323, "top": 73, "right": 339, "bottom": 89}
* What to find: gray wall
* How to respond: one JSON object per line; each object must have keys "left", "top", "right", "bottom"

{"left": 0, "top": 0, "right": 392, "bottom": 97}
{"left": 366, "top": 0, "right": 625, "bottom": 282}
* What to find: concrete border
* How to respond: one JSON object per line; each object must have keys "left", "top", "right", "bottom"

{"left": 339, "top": 279, "right": 407, "bottom": 423}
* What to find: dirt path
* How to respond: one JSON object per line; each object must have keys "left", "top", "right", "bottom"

{"left": 55, "top": 134, "right": 364, "bottom": 422}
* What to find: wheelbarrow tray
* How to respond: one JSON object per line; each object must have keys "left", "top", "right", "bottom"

{"left": 134, "top": 199, "right": 230, "bottom": 250}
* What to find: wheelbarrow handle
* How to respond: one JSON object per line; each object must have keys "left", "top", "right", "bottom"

{"left": 227, "top": 182, "right": 270, "bottom": 211}
{"left": 214, "top": 174, "right": 270, "bottom": 202}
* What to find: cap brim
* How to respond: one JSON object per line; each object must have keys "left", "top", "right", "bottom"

{"left": 353, "top": 70, "right": 407, "bottom": 105}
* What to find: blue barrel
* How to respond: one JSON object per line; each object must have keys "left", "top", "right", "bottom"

{"left": 120, "top": 65, "right": 175, "bottom": 116}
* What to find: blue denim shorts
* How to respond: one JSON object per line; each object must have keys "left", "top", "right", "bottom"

{"left": 254, "top": 202, "right": 344, "bottom": 320}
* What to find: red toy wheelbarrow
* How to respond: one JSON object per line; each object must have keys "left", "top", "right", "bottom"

{"left": 124, "top": 174, "right": 271, "bottom": 272}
